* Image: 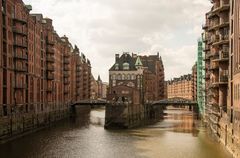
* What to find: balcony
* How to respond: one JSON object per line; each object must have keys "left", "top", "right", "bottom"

{"left": 213, "top": 34, "right": 229, "bottom": 46}
{"left": 47, "top": 73, "right": 54, "bottom": 80}
{"left": 14, "top": 53, "right": 28, "bottom": 60}
{"left": 14, "top": 83, "right": 26, "bottom": 89}
{"left": 47, "top": 39, "right": 54, "bottom": 45}
{"left": 209, "top": 63, "right": 219, "bottom": 70}
{"left": 64, "top": 66, "right": 70, "bottom": 71}
{"left": 64, "top": 54, "right": 70, "bottom": 58}
{"left": 12, "top": 27, "right": 27, "bottom": 36}
{"left": 219, "top": 0, "right": 230, "bottom": 11}
{"left": 219, "top": 50, "right": 229, "bottom": 60}
{"left": 219, "top": 70, "right": 228, "bottom": 84}
{"left": 15, "top": 66, "right": 27, "bottom": 72}
{"left": 218, "top": 18, "right": 229, "bottom": 29}
{"left": 14, "top": 41, "right": 28, "bottom": 48}
{"left": 63, "top": 72, "right": 70, "bottom": 78}
{"left": 47, "top": 64, "right": 55, "bottom": 72}
{"left": 46, "top": 56, "right": 55, "bottom": 63}
{"left": 46, "top": 87, "right": 54, "bottom": 93}
{"left": 208, "top": 20, "right": 220, "bottom": 31}
{"left": 64, "top": 59, "right": 70, "bottom": 64}
{"left": 64, "top": 80, "right": 70, "bottom": 85}
{"left": 12, "top": 16, "right": 27, "bottom": 24}
{"left": 47, "top": 47, "right": 54, "bottom": 54}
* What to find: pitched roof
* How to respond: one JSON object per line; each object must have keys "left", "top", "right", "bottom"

{"left": 109, "top": 53, "right": 137, "bottom": 71}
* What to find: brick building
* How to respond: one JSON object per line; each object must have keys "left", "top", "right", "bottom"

{"left": 167, "top": 74, "right": 194, "bottom": 100}
{"left": 90, "top": 75, "right": 108, "bottom": 100}
{"left": 108, "top": 52, "right": 165, "bottom": 103}
{"left": 0, "top": 0, "right": 91, "bottom": 139}
{"left": 203, "top": 0, "right": 229, "bottom": 142}
{"left": 140, "top": 54, "right": 165, "bottom": 101}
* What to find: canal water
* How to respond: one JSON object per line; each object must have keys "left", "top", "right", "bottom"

{"left": 0, "top": 107, "right": 232, "bottom": 158}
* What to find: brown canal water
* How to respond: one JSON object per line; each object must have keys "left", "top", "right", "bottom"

{"left": 0, "top": 107, "right": 232, "bottom": 158}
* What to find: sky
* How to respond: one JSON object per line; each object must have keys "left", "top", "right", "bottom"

{"left": 23, "top": 0, "right": 211, "bottom": 82}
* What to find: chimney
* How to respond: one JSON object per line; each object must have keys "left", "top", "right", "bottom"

{"left": 115, "top": 54, "right": 119, "bottom": 62}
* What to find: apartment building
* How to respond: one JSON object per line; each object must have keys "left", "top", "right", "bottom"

{"left": 0, "top": 0, "right": 92, "bottom": 139}
{"left": 203, "top": 0, "right": 229, "bottom": 140}
{"left": 167, "top": 74, "right": 194, "bottom": 100}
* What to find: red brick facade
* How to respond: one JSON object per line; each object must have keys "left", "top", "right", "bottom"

{"left": 0, "top": 0, "right": 92, "bottom": 137}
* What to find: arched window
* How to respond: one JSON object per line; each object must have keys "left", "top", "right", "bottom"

{"left": 118, "top": 74, "right": 122, "bottom": 80}
{"left": 115, "top": 63, "right": 119, "bottom": 70}
{"left": 123, "top": 62, "right": 129, "bottom": 70}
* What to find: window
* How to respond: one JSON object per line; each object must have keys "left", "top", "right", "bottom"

{"left": 118, "top": 74, "right": 122, "bottom": 80}
{"left": 123, "top": 62, "right": 129, "bottom": 70}
{"left": 3, "top": 106, "right": 7, "bottom": 116}
{"left": 115, "top": 63, "right": 119, "bottom": 70}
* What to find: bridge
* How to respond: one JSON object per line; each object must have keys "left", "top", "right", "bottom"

{"left": 72, "top": 99, "right": 108, "bottom": 106}
{"left": 151, "top": 97, "right": 198, "bottom": 113}
{"left": 152, "top": 97, "right": 197, "bottom": 106}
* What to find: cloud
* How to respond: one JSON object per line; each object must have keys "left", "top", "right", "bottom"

{"left": 23, "top": 0, "right": 211, "bottom": 81}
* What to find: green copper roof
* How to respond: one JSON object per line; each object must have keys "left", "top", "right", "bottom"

{"left": 135, "top": 56, "right": 143, "bottom": 66}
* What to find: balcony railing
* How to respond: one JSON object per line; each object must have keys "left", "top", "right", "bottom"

{"left": 47, "top": 73, "right": 54, "bottom": 80}
{"left": 63, "top": 72, "right": 70, "bottom": 78}
{"left": 220, "top": 18, "right": 229, "bottom": 26}
{"left": 64, "top": 80, "right": 70, "bottom": 85}
{"left": 221, "top": 0, "right": 230, "bottom": 7}
{"left": 14, "top": 41, "right": 28, "bottom": 48}
{"left": 15, "top": 65, "right": 28, "bottom": 72}
{"left": 47, "top": 64, "right": 55, "bottom": 71}
{"left": 219, "top": 70, "right": 228, "bottom": 83}
{"left": 47, "top": 39, "right": 55, "bottom": 45}
{"left": 12, "top": 26, "right": 27, "bottom": 36}
{"left": 46, "top": 56, "right": 55, "bottom": 63}
{"left": 64, "top": 59, "right": 70, "bottom": 64}
{"left": 12, "top": 16, "right": 27, "bottom": 24}
{"left": 220, "top": 51, "right": 229, "bottom": 60}
{"left": 14, "top": 53, "right": 28, "bottom": 60}
{"left": 64, "top": 66, "right": 70, "bottom": 71}
{"left": 209, "top": 20, "right": 220, "bottom": 30}
{"left": 64, "top": 54, "right": 70, "bottom": 58}
{"left": 47, "top": 47, "right": 54, "bottom": 54}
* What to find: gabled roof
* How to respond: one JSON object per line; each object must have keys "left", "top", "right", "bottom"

{"left": 109, "top": 53, "right": 137, "bottom": 71}
{"left": 135, "top": 56, "right": 143, "bottom": 66}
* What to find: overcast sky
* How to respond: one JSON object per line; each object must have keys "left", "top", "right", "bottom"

{"left": 23, "top": 0, "right": 211, "bottom": 82}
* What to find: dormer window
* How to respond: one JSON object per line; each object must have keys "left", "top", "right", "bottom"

{"left": 123, "top": 62, "right": 129, "bottom": 70}
{"left": 115, "top": 63, "right": 119, "bottom": 70}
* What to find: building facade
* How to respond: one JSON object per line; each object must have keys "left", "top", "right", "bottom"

{"left": 167, "top": 74, "right": 194, "bottom": 100}
{"left": 224, "top": 0, "right": 240, "bottom": 156}
{"left": 0, "top": 0, "right": 91, "bottom": 140}
{"left": 203, "top": 0, "right": 229, "bottom": 141}
{"left": 106, "top": 52, "right": 165, "bottom": 128}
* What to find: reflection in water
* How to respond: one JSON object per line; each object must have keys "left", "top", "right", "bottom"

{"left": 0, "top": 107, "right": 231, "bottom": 158}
